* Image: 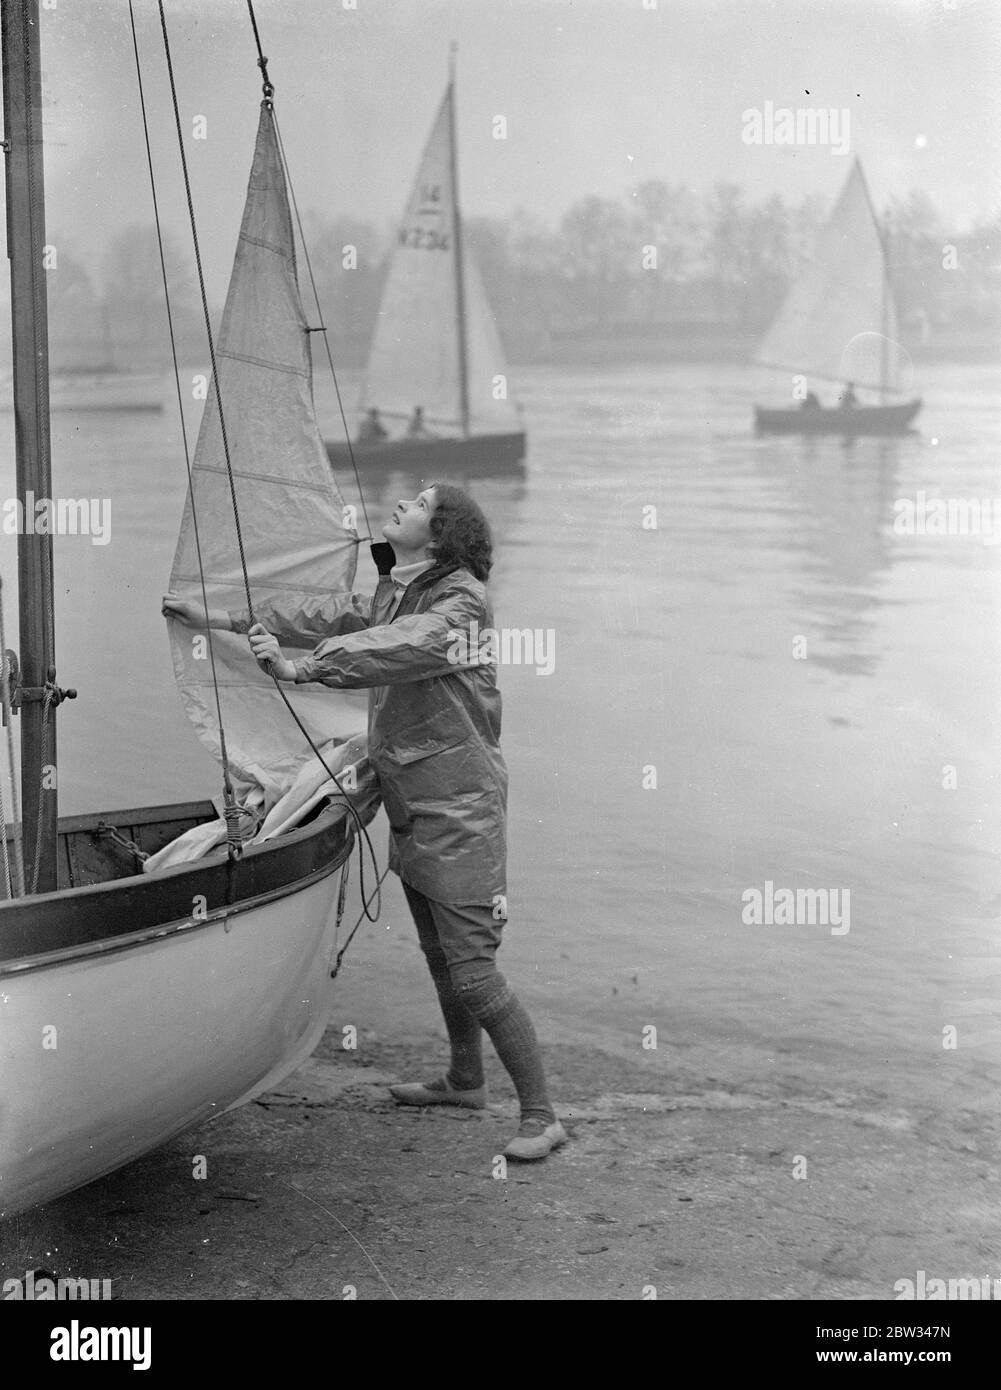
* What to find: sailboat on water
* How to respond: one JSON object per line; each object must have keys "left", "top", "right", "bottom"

{"left": 326, "top": 52, "right": 526, "bottom": 476}
{"left": 0, "top": 4, "right": 378, "bottom": 1216}
{"left": 752, "top": 158, "right": 922, "bottom": 435}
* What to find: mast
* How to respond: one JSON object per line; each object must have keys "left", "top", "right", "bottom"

{"left": 879, "top": 216, "right": 890, "bottom": 405}
{"left": 2, "top": 0, "right": 60, "bottom": 894}
{"left": 447, "top": 43, "right": 470, "bottom": 438}
{"left": 856, "top": 158, "right": 891, "bottom": 403}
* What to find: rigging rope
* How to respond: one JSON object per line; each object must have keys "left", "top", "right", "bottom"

{"left": 244, "top": 0, "right": 371, "bottom": 535}
{"left": 271, "top": 112, "right": 373, "bottom": 538}
{"left": 135, "top": 0, "right": 383, "bottom": 922}
{"left": 0, "top": 578, "right": 26, "bottom": 899}
{"left": 330, "top": 865, "right": 391, "bottom": 981}
{"left": 155, "top": 0, "right": 255, "bottom": 627}
{"left": 128, "top": 0, "right": 239, "bottom": 814}
{"left": 28, "top": 687, "right": 52, "bottom": 894}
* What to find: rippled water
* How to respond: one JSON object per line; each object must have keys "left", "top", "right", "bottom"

{"left": 2, "top": 360, "right": 999, "bottom": 1116}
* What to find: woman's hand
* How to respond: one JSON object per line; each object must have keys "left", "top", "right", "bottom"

{"left": 162, "top": 593, "right": 231, "bottom": 629}
{"left": 248, "top": 624, "right": 296, "bottom": 682}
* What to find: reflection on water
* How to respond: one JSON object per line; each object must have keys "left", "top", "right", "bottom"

{"left": 1, "top": 361, "right": 998, "bottom": 1118}
{"left": 752, "top": 434, "right": 903, "bottom": 677}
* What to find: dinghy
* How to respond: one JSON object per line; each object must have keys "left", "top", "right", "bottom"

{"left": 325, "top": 51, "right": 526, "bottom": 478}
{"left": 0, "top": 3, "right": 378, "bottom": 1217}
{"left": 752, "top": 159, "right": 921, "bottom": 435}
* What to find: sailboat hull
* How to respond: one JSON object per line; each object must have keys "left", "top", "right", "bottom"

{"left": 753, "top": 400, "right": 922, "bottom": 435}
{"left": 0, "top": 801, "right": 353, "bottom": 1217}
{"left": 326, "top": 430, "right": 526, "bottom": 478}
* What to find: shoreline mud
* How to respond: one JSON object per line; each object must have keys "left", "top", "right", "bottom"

{"left": 4, "top": 982, "right": 998, "bottom": 1301}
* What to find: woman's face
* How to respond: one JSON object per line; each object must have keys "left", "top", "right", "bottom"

{"left": 383, "top": 486, "right": 438, "bottom": 553}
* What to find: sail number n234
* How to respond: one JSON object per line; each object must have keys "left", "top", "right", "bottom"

{"left": 400, "top": 183, "right": 450, "bottom": 250}
{"left": 398, "top": 227, "right": 450, "bottom": 251}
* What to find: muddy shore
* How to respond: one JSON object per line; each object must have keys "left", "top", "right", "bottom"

{"left": 4, "top": 906, "right": 998, "bottom": 1302}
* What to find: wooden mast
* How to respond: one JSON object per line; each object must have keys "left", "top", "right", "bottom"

{"left": 447, "top": 43, "right": 470, "bottom": 438}
{"left": 879, "top": 217, "right": 890, "bottom": 406}
{"left": 2, "top": 0, "right": 60, "bottom": 894}
{"left": 856, "top": 158, "right": 890, "bottom": 404}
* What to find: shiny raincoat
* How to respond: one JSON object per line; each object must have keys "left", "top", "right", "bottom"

{"left": 234, "top": 567, "right": 507, "bottom": 904}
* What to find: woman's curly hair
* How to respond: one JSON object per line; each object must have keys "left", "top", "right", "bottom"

{"left": 426, "top": 482, "right": 493, "bottom": 582}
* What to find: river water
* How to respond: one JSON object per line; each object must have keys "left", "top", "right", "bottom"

{"left": 2, "top": 360, "right": 999, "bottom": 1122}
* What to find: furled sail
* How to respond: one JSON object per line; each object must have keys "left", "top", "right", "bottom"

{"left": 753, "top": 159, "right": 902, "bottom": 393}
{"left": 360, "top": 83, "right": 518, "bottom": 437}
{"left": 167, "top": 106, "right": 366, "bottom": 806}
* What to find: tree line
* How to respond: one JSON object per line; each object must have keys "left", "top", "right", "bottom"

{"left": 29, "top": 182, "right": 1001, "bottom": 371}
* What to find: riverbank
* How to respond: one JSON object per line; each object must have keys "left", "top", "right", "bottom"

{"left": 4, "top": 943, "right": 998, "bottom": 1301}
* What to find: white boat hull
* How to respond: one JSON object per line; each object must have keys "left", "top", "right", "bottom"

{"left": 0, "top": 854, "right": 346, "bottom": 1218}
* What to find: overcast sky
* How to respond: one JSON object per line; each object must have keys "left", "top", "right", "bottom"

{"left": 12, "top": 0, "right": 1001, "bottom": 298}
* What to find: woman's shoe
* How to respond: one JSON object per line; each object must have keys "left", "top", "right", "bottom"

{"left": 503, "top": 1117, "right": 568, "bottom": 1161}
{"left": 389, "top": 1077, "right": 487, "bottom": 1110}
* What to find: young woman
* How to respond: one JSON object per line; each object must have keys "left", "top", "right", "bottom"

{"left": 163, "top": 484, "right": 565, "bottom": 1161}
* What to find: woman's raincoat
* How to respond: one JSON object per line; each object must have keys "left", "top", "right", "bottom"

{"left": 232, "top": 567, "right": 507, "bottom": 905}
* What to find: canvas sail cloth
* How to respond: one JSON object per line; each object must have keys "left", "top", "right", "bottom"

{"left": 360, "top": 84, "right": 519, "bottom": 436}
{"left": 753, "top": 160, "right": 903, "bottom": 393}
{"left": 166, "top": 107, "right": 367, "bottom": 808}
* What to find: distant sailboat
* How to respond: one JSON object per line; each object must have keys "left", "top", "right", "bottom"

{"left": 752, "top": 159, "right": 921, "bottom": 435}
{"left": 326, "top": 53, "right": 526, "bottom": 475}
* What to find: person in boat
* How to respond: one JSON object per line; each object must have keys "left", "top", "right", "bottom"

{"left": 839, "top": 381, "right": 858, "bottom": 409}
{"left": 358, "top": 406, "right": 389, "bottom": 443}
{"left": 405, "top": 405, "right": 436, "bottom": 439}
{"left": 161, "top": 486, "right": 565, "bottom": 1163}
{"left": 800, "top": 390, "right": 821, "bottom": 410}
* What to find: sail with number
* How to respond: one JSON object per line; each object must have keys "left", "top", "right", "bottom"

{"left": 359, "top": 81, "right": 519, "bottom": 437}
{"left": 167, "top": 107, "right": 367, "bottom": 805}
{"left": 753, "top": 159, "right": 903, "bottom": 393}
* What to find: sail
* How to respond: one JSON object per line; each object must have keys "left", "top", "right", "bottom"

{"left": 753, "top": 160, "right": 903, "bottom": 393}
{"left": 360, "top": 84, "right": 518, "bottom": 436}
{"left": 361, "top": 91, "right": 460, "bottom": 431}
{"left": 464, "top": 252, "right": 520, "bottom": 433}
{"left": 167, "top": 106, "right": 366, "bottom": 806}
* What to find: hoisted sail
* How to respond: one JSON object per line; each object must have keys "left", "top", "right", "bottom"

{"left": 463, "top": 253, "right": 521, "bottom": 433}
{"left": 360, "top": 84, "right": 519, "bottom": 437}
{"left": 753, "top": 159, "right": 903, "bottom": 393}
{"left": 167, "top": 107, "right": 366, "bottom": 805}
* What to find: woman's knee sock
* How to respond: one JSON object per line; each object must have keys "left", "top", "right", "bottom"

{"left": 454, "top": 970, "right": 555, "bottom": 1124}
{"left": 429, "top": 972, "right": 485, "bottom": 1090}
